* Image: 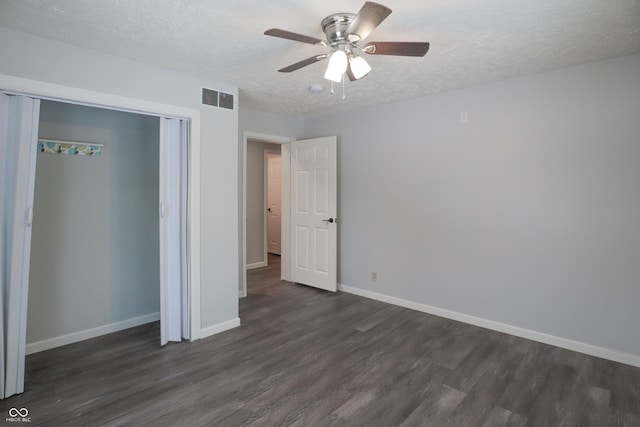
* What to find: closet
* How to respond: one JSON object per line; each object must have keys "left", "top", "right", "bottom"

{"left": 1, "top": 94, "right": 190, "bottom": 399}
{"left": 27, "top": 100, "right": 161, "bottom": 351}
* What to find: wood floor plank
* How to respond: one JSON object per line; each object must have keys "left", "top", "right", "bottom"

{"left": 2, "top": 254, "right": 639, "bottom": 426}
{"left": 481, "top": 406, "right": 528, "bottom": 427}
{"left": 399, "top": 384, "right": 466, "bottom": 427}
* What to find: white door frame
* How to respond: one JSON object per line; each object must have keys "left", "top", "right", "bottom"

{"left": 242, "top": 132, "right": 294, "bottom": 298}
{"left": 0, "top": 74, "right": 202, "bottom": 340}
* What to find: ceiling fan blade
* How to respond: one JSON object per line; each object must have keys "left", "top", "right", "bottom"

{"left": 364, "top": 41, "right": 430, "bottom": 57}
{"left": 278, "top": 55, "right": 328, "bottom": 73}
{"left": 264, "top": 28, "right": 324, "bottom": 45}
{"left": 346, "top": 2, "right": 392, "bottom": 41}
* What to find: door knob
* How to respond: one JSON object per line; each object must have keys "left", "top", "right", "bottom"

{"left": 267, "top": 208, "right": 272, "bottom": 212}
{"left": 323, "top": 218, "right": 336, "bottom": 223}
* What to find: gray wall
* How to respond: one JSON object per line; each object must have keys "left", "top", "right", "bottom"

{"left": 246, "top": 140, "right": 281, "bottom": 265}
{"left": 0, "top": 26, "right": 239, "bottom": 331}
{"left": 303, "top": 53, "right": 640, "bottom": 358}
{"left": 238, "top": 108, "right": 305, "bottom": 141}
{"left": 27, "top": 101, "right": 159, "bottom": 343}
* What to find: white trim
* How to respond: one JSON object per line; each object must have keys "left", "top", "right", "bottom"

{"left": 199, "top": 318, "right": 241, "bottom": 339}
{"left": 0, "top": 75, "right": 195, "bottom": 119}
{"left": 280, "top": 144, "right": 292, "bottom": 282}
{"left": 338, "top": 284, "right": 640, "bottom": 368}
{"left": 25, "top": 312, "right": 160, "bottom": 355}
{"left": 0, "top": 73, "right": 202, "bottom": 342}
{"left": 263, "top": 150, "right": 269, "bottom": 266}
{"left": 239, "top": 290, "right": 247, "bottom": 298}
{"left": 188, "top": 115, "right": 202, "bottom": 341}
{"left": 247, "top": 261, "right": 268, "bottom": 270}
{"left": 242, "top": 132, "right": 294, "bottom": 299}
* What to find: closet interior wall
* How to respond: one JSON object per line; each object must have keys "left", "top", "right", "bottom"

{"left": 27, "top": 100, "right": 160, "bottom": 350}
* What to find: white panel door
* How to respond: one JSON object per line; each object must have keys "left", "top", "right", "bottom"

{"left": 291, "top": 136, "right": 337, "bottom": 292}
{"left": 266, "top": 152, "right": 281, "bottom": 255}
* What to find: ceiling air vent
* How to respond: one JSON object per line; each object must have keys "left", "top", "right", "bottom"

{"left": 202, "top": 88, "right": 234, "bottom": 110}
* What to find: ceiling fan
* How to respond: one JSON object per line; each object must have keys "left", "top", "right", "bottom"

{"left": 264, "top": 1, "right": 430, "bottom": 83}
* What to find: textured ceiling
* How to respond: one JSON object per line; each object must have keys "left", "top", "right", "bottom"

{"left": 1, "top": 0, "right": 639, "bottom": 117}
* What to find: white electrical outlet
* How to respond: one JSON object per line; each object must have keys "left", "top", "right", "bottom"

{"left": 371, "top": 271, "right": 378, "bottom": 282}
{"left": 460, "top": 111, "right": 469, "bottom": 124}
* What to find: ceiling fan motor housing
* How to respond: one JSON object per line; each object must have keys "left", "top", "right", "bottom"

{"left": 321, "top": 13, "right": 356, "bottom": 46}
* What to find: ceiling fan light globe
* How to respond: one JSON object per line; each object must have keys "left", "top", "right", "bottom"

{"left": 324, "top": 50, "right": 348, "bottom": 83}
{"left": 324, "top": 70, "right": 343, "bottom": 83}
{"left": 349, "top": 55, "right": 371, "bottom": 79}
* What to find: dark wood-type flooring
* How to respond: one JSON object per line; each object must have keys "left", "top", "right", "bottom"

{"left": 2, "top": 254, "right": 639, "bottom": 426}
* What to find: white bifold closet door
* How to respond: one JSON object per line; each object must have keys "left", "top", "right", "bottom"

{"left": 159, "top": 117, "right": 190, "bottom": 346}
{"left": 0, "top": 94, "right": 40, "bottom": 399}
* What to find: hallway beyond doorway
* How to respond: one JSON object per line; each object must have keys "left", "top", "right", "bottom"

{"left": 247, "top": 254, "right": 281, "bottom": 296}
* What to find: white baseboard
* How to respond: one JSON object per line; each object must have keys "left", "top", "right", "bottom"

{"left": 338, "top": 284, "right": 640, "bottom": 368}
{"left": 199, "top": 317, "right": 241, "bottom": 340}
{"left": 247, "top": 261, "right": 267, "bottom": 270}
{"left": 26, "top": 312, "right": 160, "bottom": 355}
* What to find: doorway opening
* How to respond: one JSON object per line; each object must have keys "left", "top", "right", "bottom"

{"left": 241, "top": 133, "right": 339, "bottom": 298}
{"left": 26, "top": 100, "right": 163, "bottom": 353}
{"left": 246, "top": 141, "right": 281, "bottom": 270}
{"left": 241, "top": 132, "right": 294, "bottom": 298}
{"left": 1, "top": 80, "right": 202, "bottom": 398}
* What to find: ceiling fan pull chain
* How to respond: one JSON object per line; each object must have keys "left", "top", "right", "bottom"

{"left": 342, "top": 74, "right": 346, "bottom": 100}
{"left": 330, "top": 80, "right": 335, "bottom": 95}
